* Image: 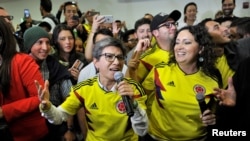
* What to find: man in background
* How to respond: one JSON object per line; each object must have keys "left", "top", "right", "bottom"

{"left": 0, "top": 7, "right": 23, "bottom": 52}
{"left": 221, "top": 0, "right": 239, "bottom": 20}
{"left": 40, "top": 0, "right": 59, "bottom": 33}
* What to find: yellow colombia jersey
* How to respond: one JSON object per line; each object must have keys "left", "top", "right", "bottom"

{"left": 61, "top": 76, "right": 147, "bottom": 141}
{"left": 142, "top": 63, "right": 219, "bottom": 140}
{"left": 138, "top": 43, "right": 170, "bottom": 83}
{"left": 137, "top": 43, "right": 170, "bottom": 115}
{"left": 215, "top": 54, "right": 235, "bottom": 88}
{"left": 83, "top": 23, "right": 91, "bottom": 34}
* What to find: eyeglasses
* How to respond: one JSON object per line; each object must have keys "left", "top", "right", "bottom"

{"left": 158, "top": 22, "right": 178, "bottom": 29}
{"left": 99, "top": 53, "right": 125, "bottom": 62}
{"left": 0, "top": 16, "right": 14, "bottom": 21}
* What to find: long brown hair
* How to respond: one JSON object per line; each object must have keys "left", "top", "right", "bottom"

{"left": 0, "top": 17, "right": 17, "bottom": 95}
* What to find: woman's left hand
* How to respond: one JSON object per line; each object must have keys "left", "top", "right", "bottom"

{"left": 68, "top": 68, "right": 80, "bottom": 81}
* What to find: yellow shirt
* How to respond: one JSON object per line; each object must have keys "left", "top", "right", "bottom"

{"left": 215, "top": 55, "right": 235, "bottom": 88}
{"left": 61, "top": 76, "right": 147, "bottom": 141}
{"left": 143, "top": 63, "right": 218, "bottom": 140}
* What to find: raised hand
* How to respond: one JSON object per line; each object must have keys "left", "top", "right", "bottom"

{"left": 35, "top": 80, "right": 51, "bottom": 110}
{"left": 213, "top": 77, "right": 236, "bottom": 107}
{"left": 135, "top": 38, "right": 151, "bottom": 52}
{"left": 91, "top": 15, "right": 105, "bottom": 33}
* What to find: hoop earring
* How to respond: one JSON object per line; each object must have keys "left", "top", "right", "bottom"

{"left": 198, "top": 56, "right": 204, "bottom": 62}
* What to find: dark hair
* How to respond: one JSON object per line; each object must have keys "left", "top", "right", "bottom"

{"left": 92, "top": 37, "right": 126, "bottom": 60}
{"left": 115, "top": 20, "right": 121, "bottom": 23}
{"left": 52, "top": 24, "right": 77, "bottom": 67}
{"left": 93, "top": 28, "right": 113, "bottom": 44}
{"left": 222, "top": 0, "right": 235, "bottom": 4}
{"left": 144, "top": 13, "right": 153, "bottom": 17}
{"left": 183, "top": 2, "right": 197, "bottom": 22}
{"left": 0, "top": 17, "right": 17, "bottom": 95}
{"left": 38, "top": 22, "right": 52, "bottom": 31}
{"left": 169, "top": 25, "right": 222, "bottom": 87}
{"left": 214, "top": 17, "right": 234, "bottom": 24}
{"left": 197, "top": 18, "right": 213, "bottom": 30}
{"left": 134, "top": 18, "right": 151, "bottom": 31}
{"left": 63, "top": 1, "right": 77, "bottom": 13}
{"left": 231, "top": 17, "right": 250, "bottom": 38}
{"left": 40, "top": 0, "right": 52, "bottom": 12}
{"left": 230, "top": 17, "right": 250, "bottom": 27}
{"left": 122, "top": 29, "right": 135, "bottom": 42}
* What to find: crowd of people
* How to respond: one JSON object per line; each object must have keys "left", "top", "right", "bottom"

{"left": 0, "top": 0, "right": 250, "bottom": 140}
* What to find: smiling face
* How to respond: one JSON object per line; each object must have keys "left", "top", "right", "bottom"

{"left": 185, "top": 5, "right": 197, "bottom": 22}
{"left": 153, "top": 18, "right": 178, "bottom": 43}
{"left": 222, "top": 0, "right": 235, "bottom": 17}
{"left": 205, "top": 20, "right": 231, "bottom": 44}
{"left": 30, "top": 38, "right": 51, "bottom": 61}
{"left": 174, "top": 29, "right": 200, "bottom": 66}
{"left": 57, "top": 30, "right": 74, "bottom": 53}
{"left": 94, "top": 46, "right": 124, "bottom": 83}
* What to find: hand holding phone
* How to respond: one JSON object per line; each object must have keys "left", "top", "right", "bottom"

{"left": 24, "top": 9, "right": 30, "bottom": 18}
{"left": 71, "top": 59, "right": 84, "bottom": 71}
{"left": 102, "top": 15, "right": 113, "bottom": 23}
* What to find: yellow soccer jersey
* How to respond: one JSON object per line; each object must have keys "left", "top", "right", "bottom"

{"left": 137, "top": 44, "right": 170, "bottom": 115}
{"left": 137, "top": 44, "right": 170, "bottom": 83}
{"left": 215, "top": 54, "right": 235, "bottom": 88}
{"left": 83, "top": 23, "right": 92, "bottom": 34}
{"left": 142, "top": 63, "right": 219, "bottom": 140}
{"left": 61, "top": 76, "right": 147, "bottom": 141}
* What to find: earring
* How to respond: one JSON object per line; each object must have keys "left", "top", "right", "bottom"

{"left": 198, "top": 56, "right": 204, "bottom": 62}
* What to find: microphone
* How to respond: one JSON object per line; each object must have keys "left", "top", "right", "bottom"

{"left": 196, "top": 93, "right": 208, "bottom": 114}
{"left": 114, "top": 71, "right": 134, "bottom": 117}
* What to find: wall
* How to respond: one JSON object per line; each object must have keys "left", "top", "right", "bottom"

{"left": 1, "top": 0, "right": 249, "bottom": 29}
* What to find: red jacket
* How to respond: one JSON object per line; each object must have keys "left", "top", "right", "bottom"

{"left": 0, "top": 53, "right": 48, "bottom": 141}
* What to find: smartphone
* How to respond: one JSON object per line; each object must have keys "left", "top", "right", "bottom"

{"left": 24, "top": 9, "right": 30, "bottom": 18}
{"left": 102, "top": 15, "right": 113, "bottom": 23}
{"left": 71, "top": 59, "right": 84, "bottom": 71}
{"left": 72, "top": 15, "right": 79, "bottom": 21}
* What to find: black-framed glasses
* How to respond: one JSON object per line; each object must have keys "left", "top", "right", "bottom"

{"left": 0, "top": 16, "right": 14, "bottom": 21}
{"left": 99, "top": 53, "right": 125, "bottom": 62}
{"left": 158, "top": 22, "right": 178, "bottom": 29}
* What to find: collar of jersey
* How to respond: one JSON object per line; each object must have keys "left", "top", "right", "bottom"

{"left": 97, "top": 75, "right": 117, "bottom": 93}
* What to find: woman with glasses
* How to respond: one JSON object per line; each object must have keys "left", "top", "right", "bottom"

{"left": 142, "top": 25, "right": 220, "bottom": 140}
{"left": 37, "top": 37, "right": 148, "bottom": 141}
